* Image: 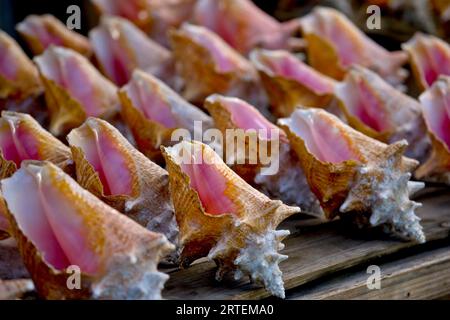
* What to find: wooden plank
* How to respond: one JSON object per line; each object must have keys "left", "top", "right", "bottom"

{"left": 287, "top": 245, "right": 450, "bottom": 300}
{"left": 163, "top": 188, "right": 450, "bottom": 300}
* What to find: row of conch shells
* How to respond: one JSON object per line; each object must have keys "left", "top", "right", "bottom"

{"left": 162, "top": 140, "right": 300, "bottom": 298}
{"left": 119, "top": 69, "right": 213, "bottom": 163}
{"left": 1, "top": 160, "right": 174, "bottom": 299}
{"left": 416, "top": 76, "right": 450, "bottom": 184}
{"left": 299, "top": 7, "right": 408, "bottom": 86}
{"left": 204, "top": 94, "right": 322, "bottom": 214}
{"left": 169, "top": 23, "right": 268, "bottom": 112}
{"left": 278, "top": 108, "right": 425, "bottom": 243}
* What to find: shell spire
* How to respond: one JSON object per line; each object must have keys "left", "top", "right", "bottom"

{"left": 416, "top": 76, "right": 450, "bottom": 184}
{"left": 162, "top": 140, "right": 300, "bottom": 298}
{"left": 34, "top": 46, "right": 120, "bottom": 136}
{"left": 250, "top": 49, "right": 337, "bottom": 117}
{"left": 299, "top": 7, "right": 408, "bottom": 85}
{"left": 16, "top": 14, "right": 92, "bottom": 56}
{"left": 278, "top": 108, "right": 425, "bottom": 243}
{"left": 169, "top": 23, "right": 268, "bottom": 111}
{"left": 204, "top": 94, "right": 322, "bottom": 214}
{"left": 1, "top": 161, "right": 174, "bottom": 299}
{"left": 119, "top": 69, "right": 213, "bottom": 163}
{"left": 67, "top": 117, "right": 179, "bottom": 251}
{"left": 335, "top": 65, "right": 430, "bottom": 161}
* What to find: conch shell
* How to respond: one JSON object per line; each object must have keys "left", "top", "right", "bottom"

{"left": 162, "top": 140, "right": 300, "bottom": 298}
{"left": 91, "top": 0, "right": 196, "bottom": 46}
{"left": 34, "top": 46, "right": 120, "bottom": 136}
{"left": 89, "top": 16, "right": 175, "bottom": 87}
{"left": 1, "top": 160, "right": 174, "bottom": 299}
{"left": 0, "top": 30, "right": 42, "bottom": 101}
{"left": 250, "top": 49, "right": 337, "bottom": 118}
{"left": 416, "top": 76, "right": 450, "bottom": 184}
{"left": 299, "top": 7, "right": 408, "bottom": 85}
{"left": 16, "top": 14, "right": 92, "bottom": 56}
{"left": 402, "top": 32, "right": 450, "bottom": 91}
{"left": 0, "top": 111, "right": 71, "bottom": 239}
{"left": 119, "top": 69, "right": 213, "bottom": 163}
{"left": 335, "top": 66, "right": 430, "bottom": 161}
{"left": 169, "top": 23, "right": 268, "bottom": 110}
{"left": 204, "top": 94, "right": 322, "bottom": 214}
{"left": 278, "top": 108, "right": 425, "bottom": 243}
{"left": 193, "top": 0, "right": 302, "bottom": 54}
{"left": 67, "top": 117, "right": 178, "bottom": 248}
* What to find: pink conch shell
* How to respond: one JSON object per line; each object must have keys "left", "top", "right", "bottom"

{"left": 0, "top": 111, "right": 71, "bottom": 239}
{"left": 250, "top": 49, "right": 337, "bottom": 117}
{"left": 205, "top": 94, "right": 322, "bottom": 214}
{"left": 278, "top": 108, "right": 425, "bottom": 243}
{"left": 335, "top": 66, "right": 430, "bottom": 161}
{"left": 119, "top": 69, "right": 213, "bottom": 163}
{"left": 89, "top": 15, "right": 175, "bottom": 87}
{"left": 402, "top": 32, "right": 450, "bottom": 91}
{"left": 1, "top": 160, "right": 174, "bottom": 299}
{"left": 162, "top": 140, "right": 300, "bottom": 298}
{"left": 300, "top": 7, "right": 408, "bottom": 85}
{"left": 67, "top": 117, "right": 178, "bottom": 250}
{"left": 91, "top": 0, "right": 196, "bottom": 46}
{"left": 0, "top": 31, "right": 43, "bottom": 101}
{"left": 416, "top": 76, "right": 450, "bottom": 184}
{"left": 34, "top": 46, "right": 120, "bottom": 136}
{"left": 16, "top": 14, "right": 92, "bottom": 56}
{"left": 193, "top": 0, "right": 301, "bottom": 54}
{"left": 169, "top": 23, "right": 268, "bottom": 111}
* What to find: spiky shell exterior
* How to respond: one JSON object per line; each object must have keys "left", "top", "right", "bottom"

{"left": 162, "top": 141, "right": 299, "bottom": 298}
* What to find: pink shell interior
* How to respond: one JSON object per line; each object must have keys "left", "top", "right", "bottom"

{"left": 419, "top": 77, "right": 450, "bottom": 148}
{"left": 0, "top": 118, "right": 39, "bottom": 166}
{"left": 16, "top": 16, "right": 64, "bottom": 50}
{"left": 253, "top": 50, "right": 336, "bottom": 94}
{"left": 2, "top": 164, "right": 100, "bottom": 273}
{"left": 68, "top": 120, "right": 133, "bottom": 196}
{"left": 0, "top": 34, "right": 20, "bottom": 81}
{"left": 281, "top": 109, "right": 360, "bottom": 163}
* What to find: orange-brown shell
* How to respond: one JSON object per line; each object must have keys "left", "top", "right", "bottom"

{"left": 1, "top": 161, "right": 174, "bottom": 299}
{"left": 279, "top": 108, "right": 418, "bottom": 218}
{"left": 250, "top": 49, "right": 336, "bottom": 117}
{"left": 0, "top": 31, "right": 43, "bottom": 101}
{"left": 161, "top": 141, "right": 299, "bottom": 267}
{"left": 16, "top": 14, "right": 92, "bottom": 56}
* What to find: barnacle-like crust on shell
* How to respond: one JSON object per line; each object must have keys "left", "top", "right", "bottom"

{"left": 1, "top": 161, "right": 174, "bottom": 299}
{"left": 34, "top": 46, "right": 119, "bottom": 136}
{"left": 169, "top": 24, "right": 267, "bottom": 109}
{"left": 336, "top": 66, "right": 430, "bottom": 161}
{"left": 416, "top": 76, "right": 450, "bottom": 184}
{"left": 162, "top": 141, "right": 300, "bottom": 298}
{"left": 250, "top": 49, "right": 336, "bottom": 118}
{"left": 279, "top": 108, "right": 424, "bottom": 243}
{"left": 0, "top": 31, "right": 43, "bottom": 101}
{"left": 300, "top": 7, "right": 407, "bottom": 85}
{"left": 16, "top": 14, "right": 92, "bottom": 56}
{"left": 67, "top": 117, "right": 178, "bottom": 246}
